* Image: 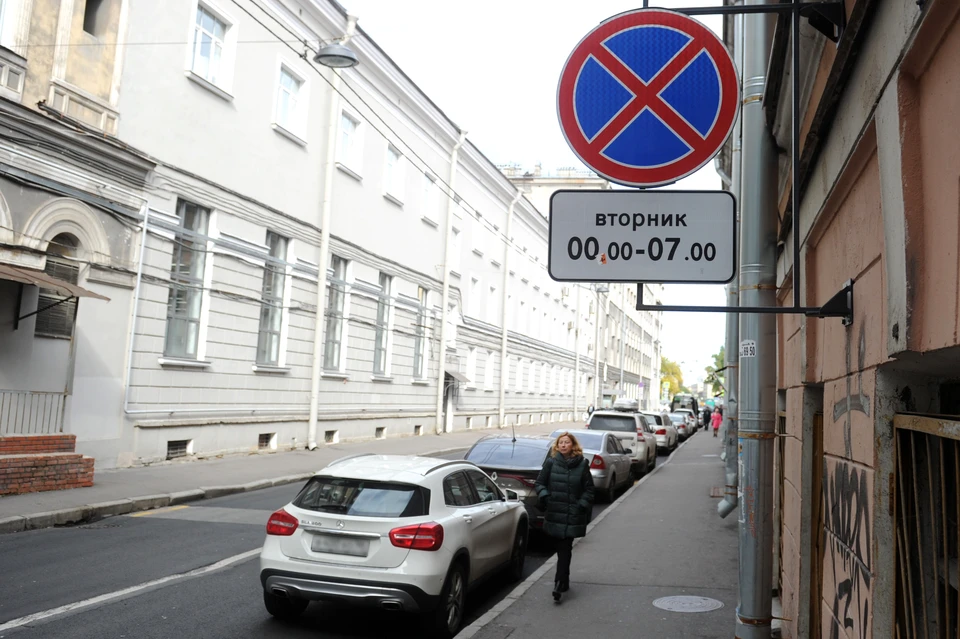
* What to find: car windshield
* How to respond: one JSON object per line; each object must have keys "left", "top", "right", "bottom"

{"left": 466, "top": 440, "right": 550, "bottom": 468}
{"left": 589, "top": 414, "right": 636, "bottom": 432}
{"left": 295, "top": 477, "right": 428, "bottom": 517}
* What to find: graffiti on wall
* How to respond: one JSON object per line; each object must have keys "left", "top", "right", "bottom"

{"left": 824, "top": 458, "right": 873, "bottom": 639}
{"left": 833, "top": 323, "right": 871, "bottom": 458}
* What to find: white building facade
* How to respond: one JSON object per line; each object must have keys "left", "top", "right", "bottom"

{"left": 0, "top": 0, "right": 603, "bottom": 468}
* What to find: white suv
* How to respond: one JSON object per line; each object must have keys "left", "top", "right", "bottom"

{"left": 259, "top": 454, "right": 528, "bottom": 638}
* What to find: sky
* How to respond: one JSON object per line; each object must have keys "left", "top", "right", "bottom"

{"left": 340, "top": 0, "right": 729, "bottom": 384}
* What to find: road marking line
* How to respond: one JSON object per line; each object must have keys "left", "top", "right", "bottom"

{"left": 0, "top": 548, "right": 260, "bottom": 632}
{"left": 129, "top": 505, "right": 190, "bottom": 517}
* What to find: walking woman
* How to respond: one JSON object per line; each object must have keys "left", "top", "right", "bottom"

{"left": 711, "top": 407, "right": 723, "bottom": 437}
{"left": 535, "top": 431, "right": 596, "bottom": 602}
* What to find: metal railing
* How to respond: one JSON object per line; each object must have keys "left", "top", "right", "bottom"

{"left": 895, "top": 414, "right": 960, "bottom": 638}
{"left": 0, "top": 390, "right": 66, "bottom": 434}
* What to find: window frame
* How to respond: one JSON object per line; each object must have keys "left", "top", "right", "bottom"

{"left": 464, "top": 346, "right": 477, "bottom": 388}
{"left": 421, "top": 173, "right": 439, "bottom": 225}
{"left": 272, "top": 59, "right": 308, "bottom": 142}
{"left": 412, "top": 286, "right": 429, "bottom": 380}
{"left": 383, "top": 143, "right": 405, "bottom": 204}
{"left": 34, "top": 238, "right": 79, "bottom": 339}
{"left": 336, "top": 108, "right": 364, "bottom": 175}
{"left": 256, "top": 231, "right": 289, "bottom": 367}
{"left": 163, "top": 199, "right": 212, "bottom": 360}
{"left": 322, "top": 254, "right": 350, "bottom": 373}
{"left": 186, "top": 1, "right": 237, "bottom": 97}
{"left": 483, "top": 350, "right": 495, "bottom": 391}
{"left": 372, "top": 272, "right": 393, "bottom": 377}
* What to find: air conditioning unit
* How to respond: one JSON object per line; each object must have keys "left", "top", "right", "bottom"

{"left": 561, "top": 286, "right": 571, "bottom": 297}
{"left": 567, "top": 321, "right": 575, "bottom": 330}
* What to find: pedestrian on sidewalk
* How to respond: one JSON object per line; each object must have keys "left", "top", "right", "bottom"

{"left": 535, "top": 431, "right": 596, "bottom": 602}
{"left": 711, "top": 407, "right": 723, "bottom": 437}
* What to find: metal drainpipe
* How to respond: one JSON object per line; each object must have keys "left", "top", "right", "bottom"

{"left": 593, "top": 287, "right": 602, "bottom": 409}
{"left": 737, "top": 1, "right": 778, "bottom": 637}
{"left": 308, "top": 16, "right": 358, "bottom": 450}
{"left": 434, "top": 130, "right": 468, "bottom": 435}
{"left": 122, "top": 201, "right": 151, "bottom": 415}
{"left": 497, "top": 190, "right": 523, "bottom": 429}
{"left": 618, "top": 285, "right": 625, "bottom": 392}
{"left": 718, "top": 2, "right": 744, "bottom": 520}
{"left": 573, "top": 285, "right": 581, "bottom": 418}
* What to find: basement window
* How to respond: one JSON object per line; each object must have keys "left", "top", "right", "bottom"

{"left": 413, "top": 424, "right": 423, "bottom": 437}
{"left": 258, "top": 433, "right": 276, "bottom": 450}
{"left": 166, "top": 439, "right": 192, "bottom": 460}
{"left": 324, "top": 430, "right": 339, "bottom": 444}
{"left": 375, "top": 427, "right": 386, "bottom": 440}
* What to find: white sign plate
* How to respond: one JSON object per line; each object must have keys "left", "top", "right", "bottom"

{"left": 739, "top": 339, "right": 757, "bottom": 358}
{"left": 548, "top": 190, "right": 737, "bottom": 283}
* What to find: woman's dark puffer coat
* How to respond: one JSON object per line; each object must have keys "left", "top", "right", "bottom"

{"left": 534, "top": 453, "right": 596, "bottom": 539}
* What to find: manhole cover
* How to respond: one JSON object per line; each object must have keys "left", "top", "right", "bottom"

{"left": 653, "top": 596, "right": 724, "bottom": 613}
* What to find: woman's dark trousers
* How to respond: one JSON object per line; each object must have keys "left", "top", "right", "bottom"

{"left": 555, "top": 537, "right": 574, "bottom": 589}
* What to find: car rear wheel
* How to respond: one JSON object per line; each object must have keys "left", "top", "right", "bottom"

{"left": 601, "top": 473, "right": 617, "bottom": 503}
{"left": 426, "top": 561, "right": 467, "bottom": 638}
{"left": 263, "top": 589, "right": 309, "bottom": 619}
{"left": 507, "top": 524, "right": 528, "bottom": 582}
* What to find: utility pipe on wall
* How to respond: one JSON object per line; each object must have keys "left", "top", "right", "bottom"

{"left": 497, "top": 190, "right": 523, "bottom": 429}
{"left": 593, "top": 287, "right": 602, "bottom": 409}
{"left": 308, "top": 17, "right": 358, "bottom": 450}
{"left": 718, "top": 3, "right": 744, "bottom": 521}
{"left": 573, "top": 285, "right": 581, "bottom": 418}
{"left": 435, "top": 130, "right": 468, "bottom": 435}
{"left": 736, "top": 1, "right": 778, "bottom": 637}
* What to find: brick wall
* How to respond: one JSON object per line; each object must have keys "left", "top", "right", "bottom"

{"left": 0, "top": 453, "right": 94, "bottom": 496}
{"left": 0, "top": 434, "right": 77, "bottom": 455}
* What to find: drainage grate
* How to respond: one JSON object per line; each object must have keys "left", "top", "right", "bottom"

{"left": 167, "top": 439, "right": 190, "bottom": 460}
{"left": 652, "top": 596, "right": 724, "bottom": 613}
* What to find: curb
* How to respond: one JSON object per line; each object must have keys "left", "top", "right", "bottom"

{"left": 454, "top": 434, "right": 694, "bottom": 639}
{"left": 0, "top": 439, "right": 486, "bottom": 535}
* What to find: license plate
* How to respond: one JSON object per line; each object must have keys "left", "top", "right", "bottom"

{"left": 310, "top": 534, "right": 370, "bottom": 557}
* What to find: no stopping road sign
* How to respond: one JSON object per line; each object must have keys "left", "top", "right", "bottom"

{"left": 548, "top": 190, "right": 736, "bottom": 284}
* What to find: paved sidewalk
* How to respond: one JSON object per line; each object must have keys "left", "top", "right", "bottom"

{"left": 459, "top": 428, "right": 739, "bottom": 639}
{"left": 0, "top": 420, "right": 572, "bottom": 534}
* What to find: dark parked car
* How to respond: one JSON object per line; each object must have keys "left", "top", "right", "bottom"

{"left": 463, "top": 435, "right": 554, "bottom": 530}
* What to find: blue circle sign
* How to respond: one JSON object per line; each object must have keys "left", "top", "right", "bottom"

{"left": 558, "top": 10, "right": 740, "bottom": 188}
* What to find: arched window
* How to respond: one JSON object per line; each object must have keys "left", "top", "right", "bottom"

{"left": 35, "top": 233, "right": 80, "bottom": 338}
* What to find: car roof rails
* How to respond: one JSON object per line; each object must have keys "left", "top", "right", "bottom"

{"left": 423, "top": 459, "right": 480, "bottom": 475}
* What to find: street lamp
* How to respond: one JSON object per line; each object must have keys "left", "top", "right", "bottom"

{"left": 307, "top": 21, "right": 360, "bottom": 450}
{"left": 314, "top": 42, "right": 359, "bottom": 68}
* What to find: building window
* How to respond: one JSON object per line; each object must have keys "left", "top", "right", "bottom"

{"left": 422, "top": 174, "right": 438, "bottom": 224}
{"left": 83, "top": 0, "right": 108, "bottom": 37}
{"left": 465, "top": 347, "right": 477, "bottom": 387}
{"left": 191, "top": 5, "right": 228, "bottom": 86}
{"left": 484, "top": 350, "right": 495, "bottom": 390}
{"left": 35, "top": 233, "right": 79, "bottom": 338}
{"left": 413, "top": 286, "right": 428, "bottom": 378}
{"left": 323, "top": 254, "right": 348, "bottom": 371}
{"left": 274, "top": 65, "right": 304, "bottom": 136}
{"left": 384, "top": 145, "right": 404, "bottom": 203}
{"left": 469, "top": 276, "right": 481, "bottom": 318}
{"left": 449, "top": 226, "right": 461, "bottom": 275}
{"left": 164, "top": 200, "right": 210, "bottom": 359}
{"left": 471, "top": 215, "right": 485, "bottom": 255}
{"left": 337, "top": 111, "right": 362, "bottom": 173}
{"left": 373, "top": 272, "right": 392, "bottom": 376}
{"left": 487, "top": 285, "right": 498, "bottom": 325}
{"left": 256, "top": 231, "right": 287, "bottom": 366}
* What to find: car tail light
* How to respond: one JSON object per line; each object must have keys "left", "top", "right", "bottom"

{"left": 656, "top": 428, "right": 667, "bottom": 435}
{"left": 635, "top": 428, "right": 645, "bottom": 441}
{"left": 389, "top": 522, "right": 444, "bottom": 551}
{"left": 266, "top": 509, "right": 299, "bottom": 536}
{"left": 590, "top": 454, "right": 606, "bottom": 470}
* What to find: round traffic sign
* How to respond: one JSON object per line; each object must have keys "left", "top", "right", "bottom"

{"left": 557, "top": 9, "right": 740, "bottom": 188}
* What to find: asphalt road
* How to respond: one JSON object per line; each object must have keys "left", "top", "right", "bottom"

{"left": 0, "top": 450, "right": 626, "bottom": 638}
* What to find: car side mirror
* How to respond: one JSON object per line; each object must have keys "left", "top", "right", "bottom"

{"left": 624, "top": 448, "right": 633, "bottom": 455}
{"left": 505, "top": 489, "right": 519, "bottom": 502}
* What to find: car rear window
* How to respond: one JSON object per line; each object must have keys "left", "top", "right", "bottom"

{"left": 588, "top": 415, "right": 636, "bottom": 432}
{"left": 642, "top": 414, "right": 662, "bottom": 425}
{"left": 668, "top": 414, "right": 686, "bottom": 424}
{"left": 466, "top": 440, "right": 550, "bottom": 468}
{"left": 295, "top": 477, "right": 429, "bottom": 517}
{"left": 571, "top": 432, "right": 605, "bottom": 451}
